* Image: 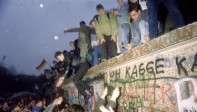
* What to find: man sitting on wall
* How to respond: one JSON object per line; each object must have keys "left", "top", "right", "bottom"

{"left": 126, "top": 3, "right": 150, "bottom": 50}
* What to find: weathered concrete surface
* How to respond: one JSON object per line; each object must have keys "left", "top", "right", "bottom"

{"left": 63, "top": 22, "right": 197, "bottom": 111}
{"left": 84, "top": 22, "right": 197, "bottom": 79}
{"left": 62, "top": 79, "right": 104, "bottom": 111}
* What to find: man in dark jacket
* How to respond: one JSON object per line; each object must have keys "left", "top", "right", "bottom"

{"left": 54, "top": 51, "right": 92, "bottom": 104}
{"left": 69, "top": 41, "right": 80, "bottom": 57}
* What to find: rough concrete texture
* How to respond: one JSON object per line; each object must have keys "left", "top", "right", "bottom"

{"left": 82, "top": 22, "right": 197, "bottom": 111}
{"left": 84, "top": 22, "right": 197, "bottom": 79}
{"left": 62, "top": 22, "right": 197, "bottom": 111}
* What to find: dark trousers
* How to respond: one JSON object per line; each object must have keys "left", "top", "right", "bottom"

{"left": 100, "top": 35, "right": 117, "bottom": 61}
{"left": 147, "top": 0, "right": 185, "bottom": 38}
{"left": 73, "top": 61, "right": 90, "bottom": 95}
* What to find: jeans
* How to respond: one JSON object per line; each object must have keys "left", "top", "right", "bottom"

{"left": 100, "top": 35, "right": 117, "bottom": 61}
{"left": 73, "top": 61, "right": 90, "bottom": 95}
{"left": 92, "top": 45, "right": 100, "bottom": 66}
{"left": 118, "top": 23, "right": 131, "bottom": 53}
{"left": 141, "top": 9, "right": 148, "bottom": 21}
{"left": 147, "top": 0, "right": 185, "bottom": 38}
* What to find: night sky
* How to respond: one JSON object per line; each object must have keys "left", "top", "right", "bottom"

{"left": 0, "top": 0, "right": 117, "bottom": 75}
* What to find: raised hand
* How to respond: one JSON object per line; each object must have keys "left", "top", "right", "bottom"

{"left": 125, "top": 43, "right": 134, "bottom": 50}
{"left": 100, "top": 38, "right": 106, "bottom": 45}
{"left": 53, "top": 97, "right": 63, "bottom": 105}
{"left": 55, "top": 76, "right": 65, "bottom": 87}
{"left": 100, "top": 106, "right": 114, "bottom": 112}
{"left": 111, "top": 35, "right": 116, "bottom": 42}
{"left": 101, "top": 87, "right": 108, "bottom": 99}
{"left": 110, "top": 87, "right": 120, "bottom": 102}
{"left": 144, "top": 35, "right": 150, "bottom": 42}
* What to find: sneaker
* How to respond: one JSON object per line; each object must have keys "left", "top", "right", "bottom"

{"left": 89, "top": 86, "right": 94, "bottom": 96}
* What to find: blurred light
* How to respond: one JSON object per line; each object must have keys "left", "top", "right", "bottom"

{"left": 40, "top": 4, "right": 44, "bottom": 8}
{"left": 54, "top": 35, "right": 59, "bottom": 40}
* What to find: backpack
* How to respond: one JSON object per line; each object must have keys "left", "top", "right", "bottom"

{"left": 95, "top": 12, "right": 110, "bottom": 23}
{"left": 86, "top": 48, "right": 94, "bottom": 65}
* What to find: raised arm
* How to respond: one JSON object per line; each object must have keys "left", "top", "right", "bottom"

{"left": 64, "top": 27, "right": 82, "bottom": 33}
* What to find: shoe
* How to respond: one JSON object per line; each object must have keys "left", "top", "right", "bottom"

{"left": 101, "top": 59, "right": 106, "bottom": 63}
{"left": 89, "top": 86, "right": 94, "bottom": 96}
{"left": 84, "top": 94, "right": 91, "bottom": 105}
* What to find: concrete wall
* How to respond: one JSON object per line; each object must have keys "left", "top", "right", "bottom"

{"left": 63, "top": 22, "right": 197, "bottom": 112}
{"left": 62, "top": 79, "right": 104, "bottom": 111}
{"left": 104, "top": 39, "right": 197, "bottom": 111}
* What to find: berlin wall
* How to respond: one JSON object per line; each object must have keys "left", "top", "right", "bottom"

{"left": 63, "top": 22, "right": 197, "bottom": 112}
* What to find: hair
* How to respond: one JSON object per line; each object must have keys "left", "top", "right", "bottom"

{"left": 69, "top": 41, "right": 74, "bottom": 44}
{"left": 71, "top": 104, "right": 84, "bottom": 112}
{"left": 96, "top": 4, "right": 104, "bottom": 11}
{"left": 89, "top": 15, "right": 99, "bottom": 25}
{"left": 128, "top": 3, "right": 141, "bottom": 13}
{"left": 93, "top": 15, "right": 99, "bottom": 21}
{"left": 80, "top": 21, "right": 86, "bottom": 26}
{"left": 89, "top": 19, "right": 94, "bottom": 26}
{"left": 128, "top": 0, "right": 136, "bottom": 6}
{"left": 63, "top": 107, "right": 75, "bottom": 112}
{"left": 54, "top": 51, "right": 63, "bottom": 58}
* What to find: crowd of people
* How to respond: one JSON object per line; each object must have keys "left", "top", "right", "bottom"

{"left": 1, "top": 0, "right": 186, "bottom": 111}
{"left": 63, "top": 0, "right": 185, "bottom": 66}
{"left": 0, "top": 93, "right": 87, "bottom": 112}
{"left": 49, "top": 0, "right": 185, "bottom": 111}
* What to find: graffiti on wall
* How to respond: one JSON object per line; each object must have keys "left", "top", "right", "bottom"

{"left": 63, "top": 80, "right": 104, "bottom": 111}
{"left": 62, "top": 33, "right": 197, "bottom": 111}
{"left": 109, "top": 53, "right": 197, "bottom": 81}
{"left": 174, "top": 77, "right": 197, "bottom": 112}
{"left": 105, "top": 40, "right": 197, "bottom": 111}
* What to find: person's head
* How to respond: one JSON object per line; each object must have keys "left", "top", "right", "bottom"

{"left": 71, "top": 104, "right": 84, "bottom": 112}
{"left": 90, "top": 15, "right": 98, "bottom": 28}
{"left": 53, "top": 60, "right": 58, "bottom": 65}
{"left": 129, "top": 4, "right": 141, "bottom": 21}
{"left": 110, "top": 8, "right": 117, "bottom": 16}
{"left": 117, "top": 0, "right": 123, "bottom": 5}
{"left": 96, "top": 4, "right": 105, "bottom": 16}
{"left": 69, "top": 41, "right": 75, "bottom": 50}
{"left": 89, "top": 20, "right": 95, "bottom": 28}
{"left": 3, "top": 102, "right": 8, "bottom": 109}
{"left": 80, "top": 21, "right": 86, "bottom": 27}
{"left": 55, "top": 51, "right": 64, "bottom": 62}
{"left": 36, "top": 100, "right": 42, "bottom": 107}
{"left": 128, "top": 0, "right": 137, "bottom": 3}
{"left": 12, "top": 105, "right": 21, "bottom": 112}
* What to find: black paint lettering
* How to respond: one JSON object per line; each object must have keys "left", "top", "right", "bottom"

{"left": 139, "top": 63, "right": 145, "bottom": 76}
{"left": 115, "top": 68, "right": 121, "bottom": 79}
{"left": 99, "top": 72, "right": 105, "bottom": 76}
{"left": 126, "top": 66, "right": 131, "bottom": 78}
{"left": 132, "top": 65, "right": 138, "bottom": 77}
{"left": 156, "top": 58, "right": 164, "bottom": 74}
{"left": 110, "top": 71, "right": 114, "bottom": 79}
{"left": 191, "top": 53, "right": 197, "bottom": 72}
{"left": 146, "top": 61, "right": 155, "bottom": 75}
{"left": 176, "top": 57, "right": 188, "bottom": 76}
